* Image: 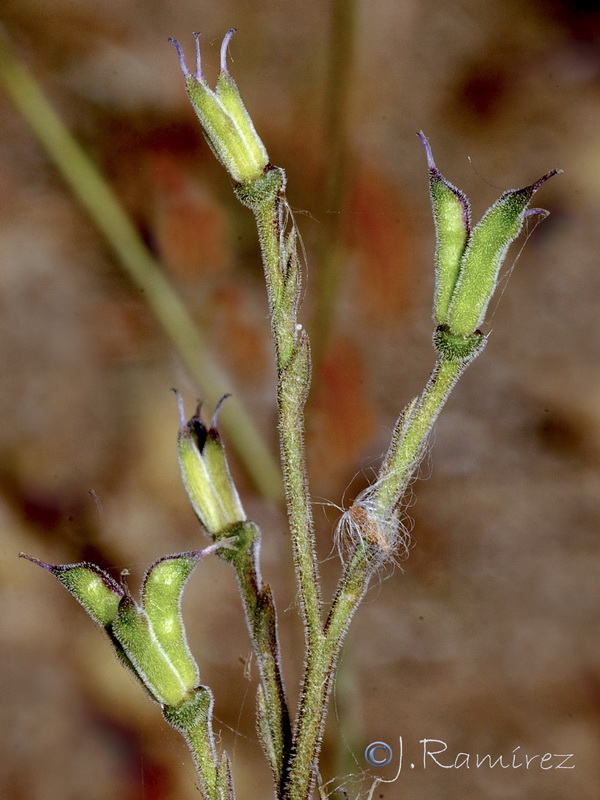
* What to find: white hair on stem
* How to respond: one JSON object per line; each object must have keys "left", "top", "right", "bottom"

{"left": 333, "top": 481, "right": 413, "bottom": 571}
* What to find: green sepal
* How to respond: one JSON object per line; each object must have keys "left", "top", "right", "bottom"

{"left": 19, "top": 554, "right": 123, "bottom": 627}
{"left": 178, "top": 422, "right": 225, "bottom": 534}
{"left": 216, "top": 69, "right": 268, "bottom": 177}
{"left": 418, "top": 132, "right": 471, "bottom": 326}
{"left": 447, "top": 170, "right": 560, "bottom": 335}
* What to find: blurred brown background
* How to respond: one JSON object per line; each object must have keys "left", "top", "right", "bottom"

{"left": 1, "top": 0, "right": 599, "bottom": 798}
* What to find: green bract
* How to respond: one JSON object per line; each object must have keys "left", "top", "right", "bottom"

{"left": 170, "top": 30, "right": 268, "bottom": 184}
{"left": 420, "top": 132, "right": 560, "bottom": 336}
{"left": 176, "top": 392, "right": 246, "bottom": 537}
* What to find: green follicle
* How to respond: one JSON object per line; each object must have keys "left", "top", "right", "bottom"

{"left": 22, "top": 544, "right": 231, "bottom": 708}
{"left": 421, "top": 133, "right": 560, "bottom": 337}
{"left": 141, "top": 552, "right": 203, "bottom": 694}
{"left": 111, "top": 595, "right": 193, "bottom": 707}
{"left": 446, "top": 169, "right": 560, "bottom": 336}
{"left": 19, "top": 554, "right": 123, "bottom": 627}
{"left": 418, "top": 132, "right": 471, "bottom": 326}
{"left": 111, "top": 545, "right": 229, "bottom": 706}
{"left": 170, "top": 30, "right": 268, "bottom": 184}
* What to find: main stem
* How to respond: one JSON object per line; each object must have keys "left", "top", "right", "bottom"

{"left": 240, "top": 171, "right": 323, "bottom": 643}
{"left": 283, "top": 349, "right": 479, "bottom": 799}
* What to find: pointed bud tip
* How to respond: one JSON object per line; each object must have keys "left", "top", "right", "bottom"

{"left": 19, "top": 552, "right": 54, "bottom": 572}
{"left": 529, "top": 168, "right": 562, "bottom": 194}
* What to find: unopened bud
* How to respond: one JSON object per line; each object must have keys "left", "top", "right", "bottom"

{"left": 170, "top": 30, "right": 269, "bottom": 184}
{"left": 176, "top": 392, "right": 246, "bottom": 537}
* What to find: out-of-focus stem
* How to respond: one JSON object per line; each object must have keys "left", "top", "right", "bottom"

{"left": 0, "top": 29, "right": 283, "bottom": 503}
{"left": 311, "top": 0, "right": 356, "bottom": 366}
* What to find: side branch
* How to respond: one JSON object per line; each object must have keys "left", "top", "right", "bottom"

{"left": 220, "top": 522, "right": 292, "bottom": 790}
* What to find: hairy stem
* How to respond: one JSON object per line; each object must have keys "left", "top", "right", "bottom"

{"left": 163, "top": 687, "right": 225, "bottom": 800}
{"left": 283, "top": 550, "right": 371, "bottom": 800}
{"left": 220, "top": 523, "right": 292, "bottom": 791}
{"left": 373, "top": 355, "right": 471, "bottom": 520}
{"left": 372, "top": 328, "right": 485, "bottom": 524}
{"left": 237, "top": 171, "right": 323, "bottom": 644}
{"left": 284, "top": 342, "right": 482, "bottom": 799}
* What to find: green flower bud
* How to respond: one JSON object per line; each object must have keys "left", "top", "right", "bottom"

{"left": 420, "top": 132, "right": 561, "bottom": 337}
{"left": 176, "top": 392, "right": 246, "bottom": 537}
{"left": 170, "top": 30, "right": 269, "bottom": 184}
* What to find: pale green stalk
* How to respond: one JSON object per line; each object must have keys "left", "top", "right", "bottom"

{"left": 371, "top": 352, "right": 474, "bottom": 520}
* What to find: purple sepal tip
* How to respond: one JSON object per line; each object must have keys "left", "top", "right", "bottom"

{"left": 210, "top": 394, "right": 231, "bottom": 433}
{"left": 220, "top": 28, "right": 237, "bottom": 73}
{"left": 417, "top": 131, "right": 437, "bottom": 172}
{"left": 168, "top": 37, "right": 190, "bottom": 78}
{"left": 171, "top": 388, "right": 187, "bottom": 428}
